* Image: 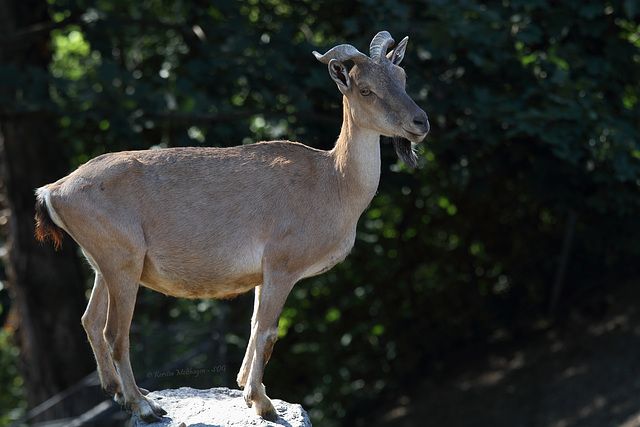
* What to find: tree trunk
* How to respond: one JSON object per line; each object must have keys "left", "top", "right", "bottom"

{"left": 0, "top": 0, "right": 94, "bottom": 416}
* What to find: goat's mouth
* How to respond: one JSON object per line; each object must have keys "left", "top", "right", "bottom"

{"left": 402, "top": 128, "right": 428, "bottom": 143}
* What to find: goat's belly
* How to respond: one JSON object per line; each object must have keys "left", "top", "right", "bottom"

{"left": 140, "top": 252, "right": 263, "bottom": 299}
{"left": 140, "top": 273, "right": 262, "bottom": 299}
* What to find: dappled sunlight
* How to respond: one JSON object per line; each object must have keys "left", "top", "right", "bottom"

{"left": 588, "top": 313, "right": 633, "bottom": 336}
{"left": 620, "top": 411, "right": 640, "bottom": 427}
{"left": 371, "top": 279, "right": 640, "bottom": 427}
{"left": 456, "top": 351, "right": 526, "bottom": 391}
{"left": 559, "top": 363, "right": 588, "bottom": 380}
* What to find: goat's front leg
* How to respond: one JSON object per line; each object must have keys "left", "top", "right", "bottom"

{"left": 237, "top": 284, "right": 262, "bottom": 389}
{"left": 243, "top": 274, "right": 294, "bottom": 421}
{"left": 103, "top": 274, "right": 166, "bottom": 422}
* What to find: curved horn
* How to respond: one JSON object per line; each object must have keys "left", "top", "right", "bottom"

{"left": 370, "top": 31, "right": 395, "bottom": 63}
{"left": 313, "top": 44, "right": 370, "bottom": 64}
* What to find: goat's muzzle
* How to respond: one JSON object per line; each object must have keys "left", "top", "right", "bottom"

{"left": 412, "top": 111, "right": 430, "bottom": 139}
{"left": 402, "top": 110, "right": 430, "bottom": 143}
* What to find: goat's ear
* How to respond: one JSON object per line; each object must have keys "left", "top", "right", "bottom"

{"left": 328, "top": 59, "right": 351, "bottom": 94}
{"left": 387, "top": 36, "right": 409, "bottom": 65}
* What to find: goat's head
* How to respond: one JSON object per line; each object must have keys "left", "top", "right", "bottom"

{"left": 313, "top": 31, "right": 430, "bottom": 168}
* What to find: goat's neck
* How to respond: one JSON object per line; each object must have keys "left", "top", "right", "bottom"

{"left": 330, "top": 97, "right": 381, "bottom": 214}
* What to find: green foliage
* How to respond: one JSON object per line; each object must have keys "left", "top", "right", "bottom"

{"left": 2, "top": 0, "right": 639, "bottom": 425}
{"left": 0, "top": 327, "right": 27, "bottom": 424}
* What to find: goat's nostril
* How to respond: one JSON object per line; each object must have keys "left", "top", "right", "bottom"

{"left": 413, "top": 114, "right": 430, "bottom": 133}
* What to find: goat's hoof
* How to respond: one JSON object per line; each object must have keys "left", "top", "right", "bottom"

{"left": 236, "top": 371, "right": 247, "bottom": 389}
{"left": 140, "top": 410, "right": 163, "bottom": 423}
{"left": 243, "top": 392, "right": 253, "bottom": 408}
{"left": 243, "top": 383, "right": 255, "bottom": 408}
{"left": 138, "top": 397, "right": 167, "bottom": 422}
{"left": 255, "top": 399, "right": 277, "bottom": 422}
{"left": 148, "top": 397, "right": 167, "bottom": 417}
{"left": 102, "top": 382, "right": 120, "bottom": 397}
{"left": 244, "top": 383, "right": 276, "bottom": 420}
{"left": 139, "top": 387, "right": 150, "bottom": 395}
{"left": 114, "top": 392, "right": 126, "bottom": 406}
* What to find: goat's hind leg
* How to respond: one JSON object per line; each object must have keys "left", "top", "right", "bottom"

{"left": 85, "top": 244, "right": 165, "bottom": 423}
{"left": 82, "top": 273, "right": 121, "bottom": 397}
{"left": 102, "top": 275, "right": 166, "bottom": 422}
{"left": 82, "top": 269, "right": 150, "bottom": 400}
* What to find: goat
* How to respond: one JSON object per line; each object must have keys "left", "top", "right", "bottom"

{"left": 33, "top": 31, "right": 429, "bottom": 422}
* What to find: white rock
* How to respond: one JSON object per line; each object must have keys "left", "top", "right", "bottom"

{"left": 130, "top": 387, "right": 312, "bottom": 427}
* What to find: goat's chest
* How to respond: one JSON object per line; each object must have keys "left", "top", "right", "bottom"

{"left": 298, "top": 225, "right": 357, "bottom": 280}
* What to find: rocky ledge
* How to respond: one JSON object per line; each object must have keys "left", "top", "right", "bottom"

{"left": 130, "top": 387, "right": 312, "bottom": 427}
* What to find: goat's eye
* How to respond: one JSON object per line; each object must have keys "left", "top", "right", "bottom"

{"left": 360, "top": 88, "right": 372, "bottom": 96}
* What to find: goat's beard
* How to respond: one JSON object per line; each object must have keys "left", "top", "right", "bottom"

{"left": 393, "top": 137, "right": 419, "bottom": 169}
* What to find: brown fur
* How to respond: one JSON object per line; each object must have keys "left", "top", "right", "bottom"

{"left": 34, "top": 32, "right": 429, "bottom": 422}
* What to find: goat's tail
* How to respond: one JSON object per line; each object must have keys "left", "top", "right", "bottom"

{"left": 34, "top": 187, "right": 64, "bottom": 251}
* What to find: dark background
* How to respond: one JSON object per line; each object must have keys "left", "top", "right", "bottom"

{"left": 1, "top": 0, "right": 639, "bottom": 426}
